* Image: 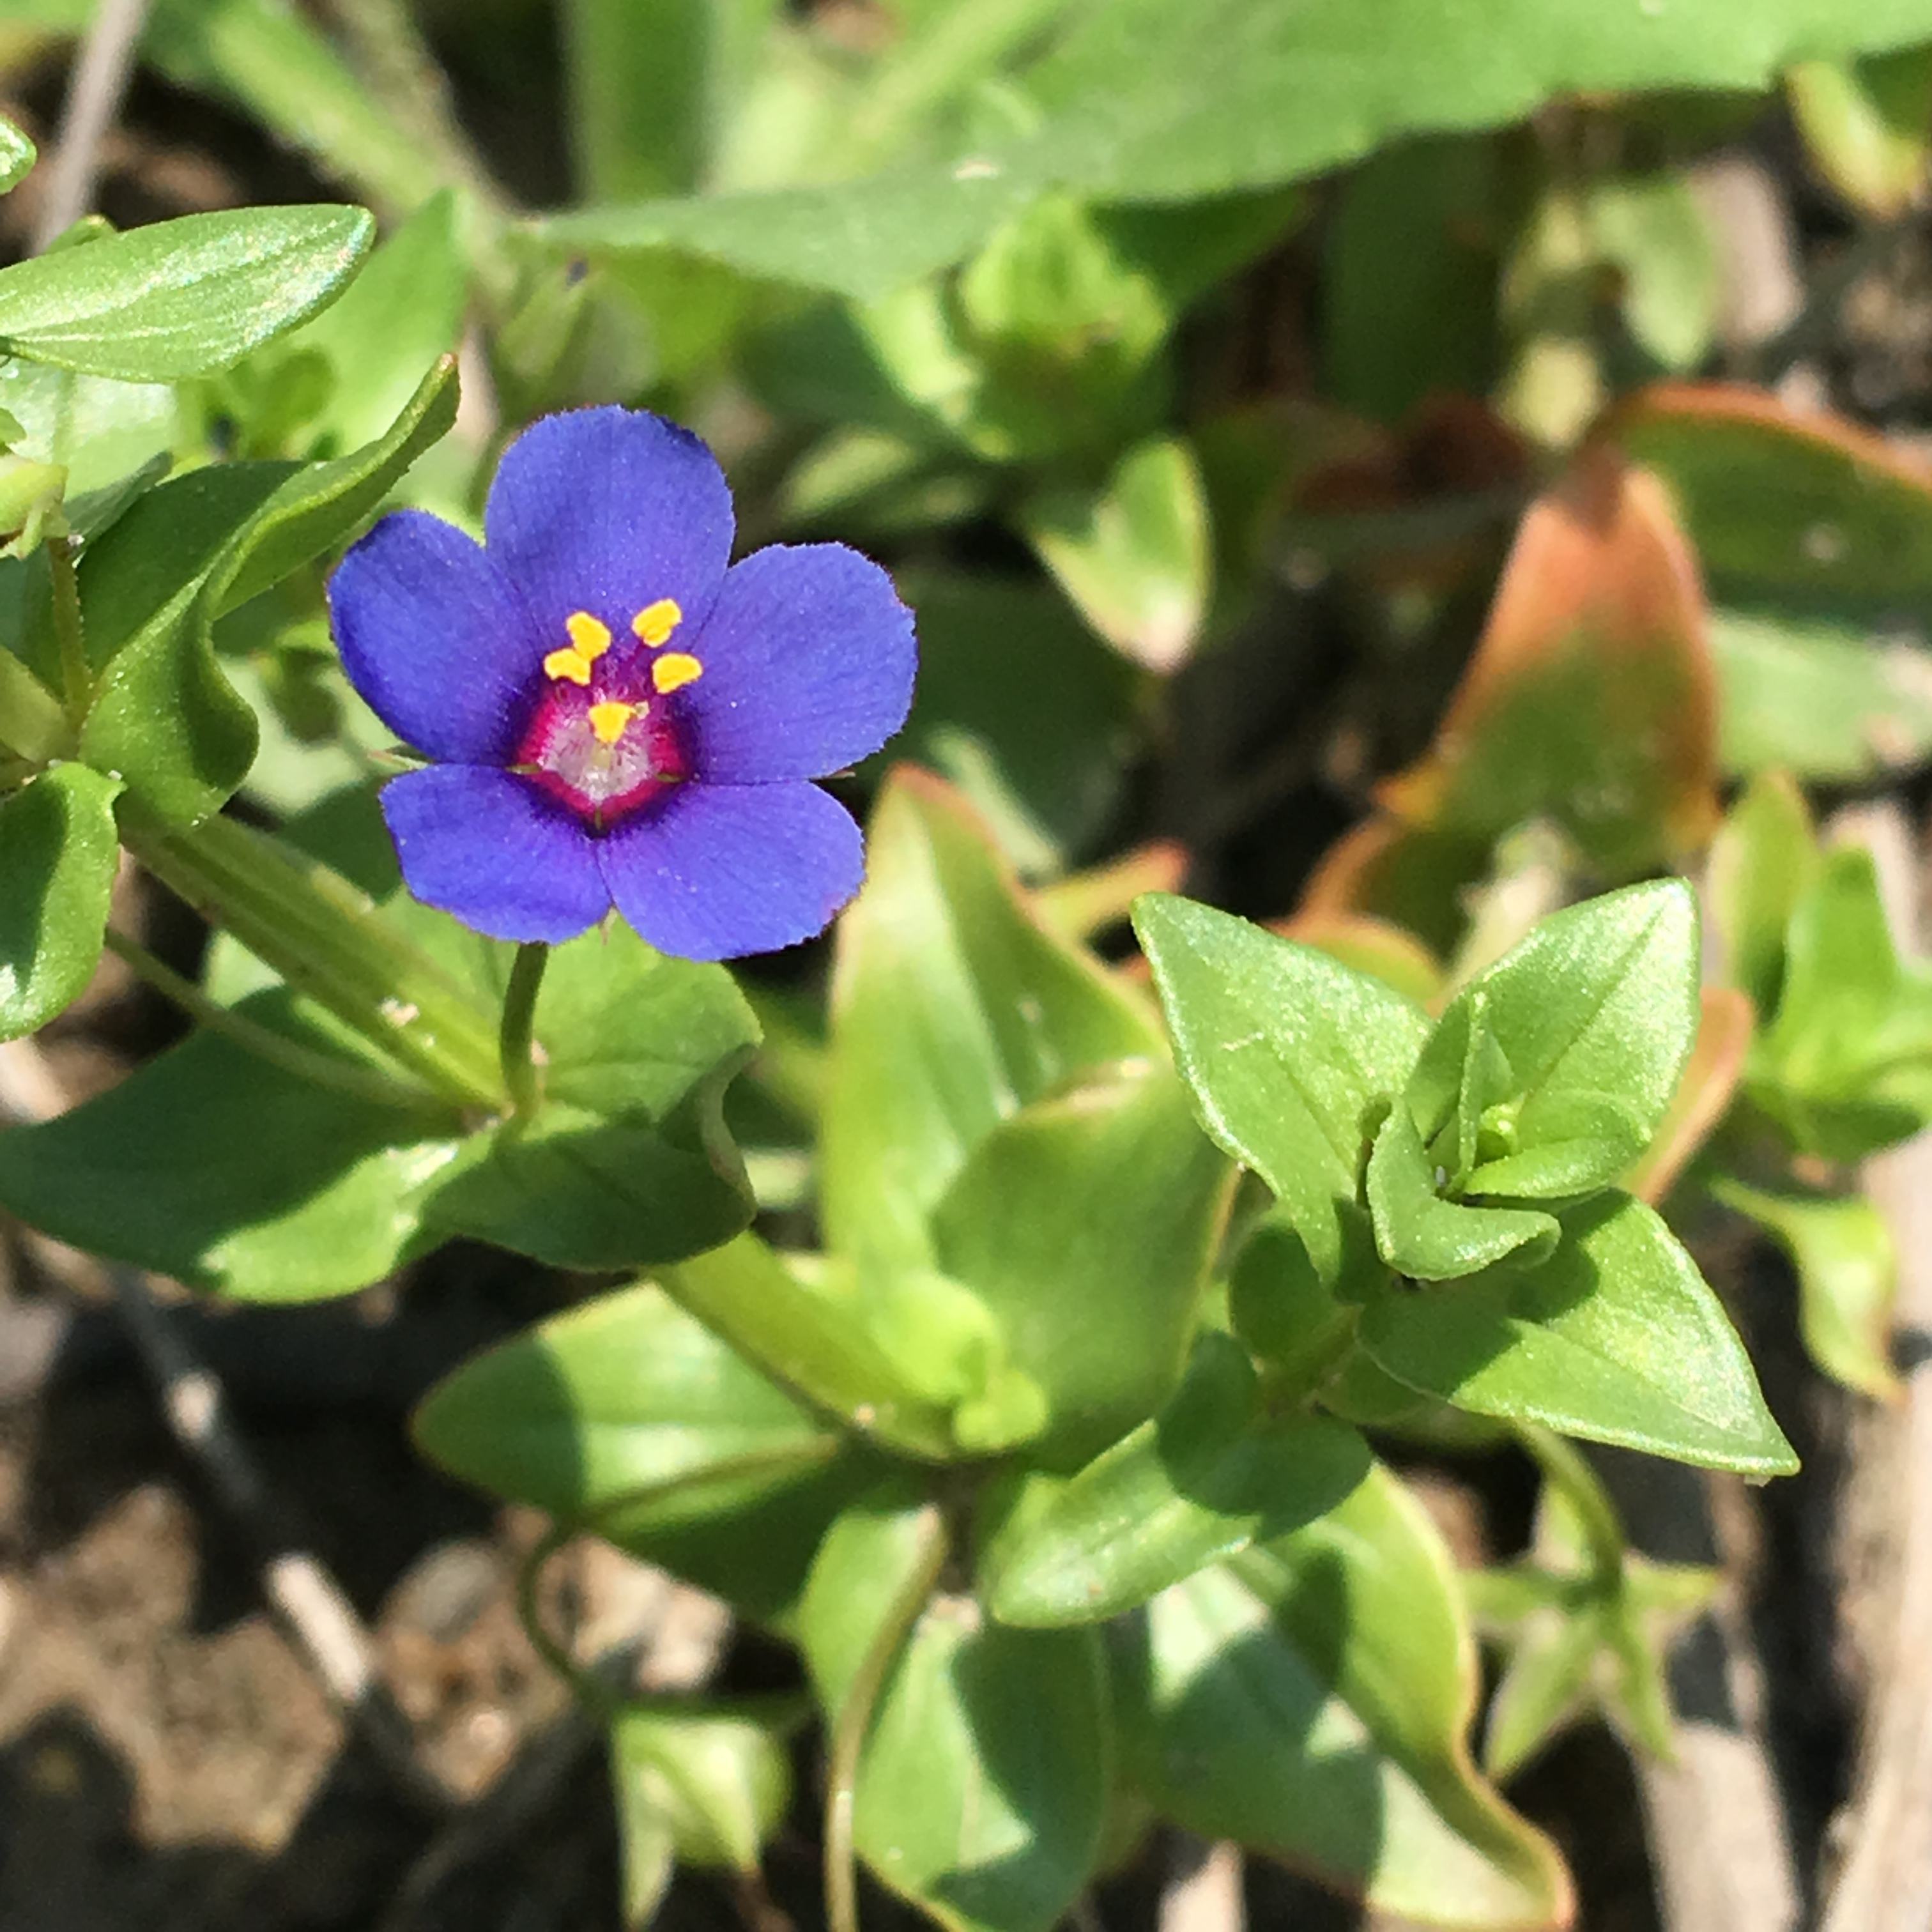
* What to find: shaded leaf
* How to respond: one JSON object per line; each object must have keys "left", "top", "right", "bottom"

{"left": 1359, "top": 1193, "right": 1796, "bottom": 1475}
{"left": 985, "top": 1333, "right": 1370, "bottom": 1625}
{"left": 821, "top": 767, "right": 1157, "bottom": 1278}
{"left": 1708, "top": 768, "right": 1816, "bottom": 1015}
{"left": 1114, "top": 1460, "right": 1570, "bottom": 1930}
{"left": 1022, "top": 436, "right": 1211, "bottom": 672}
{"left": 1625, "top": 986, "right": 1756, "bottom": 1206}
{"left": 0, "top": 762, "right": 122, "bottom": 1040}
{"left": 1789, "top": 46, "right": 1932, "bottom": 218}
{"left": 1367, "top": 1103, "right": 1560, "bottom": 1282}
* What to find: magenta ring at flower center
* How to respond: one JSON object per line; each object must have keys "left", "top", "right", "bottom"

{"left": 514, "top": 669, "right": 690, "bottom": 831}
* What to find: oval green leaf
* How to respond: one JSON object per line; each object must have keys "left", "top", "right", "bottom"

{"left": 0, "top": 762, "right": 122, "bottom": 1040}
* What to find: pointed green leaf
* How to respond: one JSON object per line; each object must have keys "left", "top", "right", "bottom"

{"left": 985, "top": 1333, "right": 1370, "bottom": 1625}
{"left": 1367, "top": 1103, "right": 1560, "bottom": 1282}
{"left": 0, "top": 762, "right": 122, "bottom": 1039}
{"left": 1360, "top": 1193, "right": 1796, "bottom": 1474}
{"left": 0, "top": 204, "right": 373, "bottom": 379}
{"left": 1409, "top": 882, "right": 1699, "bottom": 1202}
{"left": 1134, "top": 893, "right": 1430, "bottom": 1284}
{"left": 1114, "top": 1460, "right": 1571, "bottom": 1931}
{"left": 79, "top": 356, "right": 457, "bottom": 824}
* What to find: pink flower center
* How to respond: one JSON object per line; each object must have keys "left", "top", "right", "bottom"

{"left": 514, "top": 602, "right": 705, "bottom": 831}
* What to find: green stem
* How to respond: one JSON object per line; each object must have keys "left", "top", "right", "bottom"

{"left": 103, "top": 928, "right": 447, "bottom": 1116}
{"left": 825, "top": 1504, "right": 947, "bottom": 1932}
{"left": 0, "top": 645, "right": 71, "bottom": 764}
{"left": 45, "top": 532, "right": 89, "bottom": 721}
{"left": 120, "top": 805, "right": 507, "bottom": 1112}
{"left": 1515, "top": 1422, "right": 1627, "bottom": 1591}
{"left": 500, "top": 940, "right": 548, "bottom": 1121}
{"left": 514, "top": 1441, "right": 844, "bottom": 1722}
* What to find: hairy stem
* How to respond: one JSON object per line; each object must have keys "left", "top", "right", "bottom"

{"left": 104, "top": 928, "right": 449, "bottom": 1114}
{"left": 45, "top": 532, "right": 89, "bottom": 721}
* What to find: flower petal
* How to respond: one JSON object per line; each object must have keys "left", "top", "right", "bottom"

{"left": 330, "top": 510, "right": 537, "bottom": 763}
{"left": 381, "top": 765, "right": 609, "bottom": 944}
{"left": 485, "top": 406, "right": 735, "bottom": 648}
{"left": 680, "top": 544, "right": 917, "bottom": 782}
{"left": 597, "top": 780, "right": 862, "bottom": 961}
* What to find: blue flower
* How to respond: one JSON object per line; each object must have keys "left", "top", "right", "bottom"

{"left": 327, "top": 406, "right": 916, "bottom": 960}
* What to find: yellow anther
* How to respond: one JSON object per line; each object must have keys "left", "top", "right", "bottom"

{"left": 632, "top": 598, "right": 682, "bottom": 647}
{"left": 652, "top": 651, "right": 703, "bottom": 696}
{"left": 588, "top": 700, "right": 636, "bottom": 746}
{"left": 566, "top": 611, "right": 612, "bottom": 658}
{"left": 544, "top": 611, "right": 613, "bottom": 686}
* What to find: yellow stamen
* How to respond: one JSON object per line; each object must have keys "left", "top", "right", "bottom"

{"left": 652, "top": 651, "right": 703, "bottom": 695}
{"left": 544, "top": 611, "right": 614, "bottom": 686}
{"left": 566, "top": 611, "right": 612, "bottom": 657}
{"left": 588, "top": 700, "right": 636, "bottom": 746}
{"left": 632, "top": 598, "right": 682, "bottom": 647}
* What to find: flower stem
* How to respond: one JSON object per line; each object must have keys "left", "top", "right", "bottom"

{"left": 120, "top": 805, "right": 507, "bottom": 1112}
{"left": 1515, "top": 1422, "right": 1628, "bottom": 1592}
{"left": 825, "top": 1504, "right": 947, "bottom": 1932}
{"left": 103, "top": 928, "right": 449, "bottom": 1116}
{"left": 45, "top": 532, "right": 90, "bottom": 722}
{"left": 499, "top": 940, "right": 548, "bottom": 1121}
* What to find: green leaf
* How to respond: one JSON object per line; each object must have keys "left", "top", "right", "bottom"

{"left": 1021, "top": 436, "right": 1211, "bottom": 673}
{"left": 1324, "top": 135, "right": 1503, "bottom": 422}
{"left": 0, "top": 359, "right": 178, "bottom": 501}
{"left": 892, "top": 572, "right": 1138, "bottom": 874}
{"left": 1407, "top": 882, "right": 1699, "bottom": 1202}
{"left": 1114, "top": 1460, "right": 1570, "bottom": 1931}
{"left": 413, "top": 1282, "right": 832, "bottom": 1520}
{"left": 1472, "top": 1488, "right": 1717, "bottom": 1778}
{"left": 820, "top": 767, "right": 1158, "bottom": 1278}
{"left": 413, "top": 1280, "right": 868, "bottom": 1625}
{"left": 1366, "top": 1103, "right": 1560, "bottom": 1282}
{"left": 1713, "top": 608, "right": 1932, "bottom": 783}
{"left": 279, "top": 190, "right": 468, "bottom": 452}
{"left": 421, "top": 920, "right": 761, "bottom": 1271}
{"left": 662, "top": 1234, "right": 962, "bottom": 1463}
{"left": 610, "top": 1703, "right": 793, "bottom": 1876}
{"left": 0, "top": 763, "right": 123, "bottom": 1039}
{"left": 801, "top": 1490, "right": 1112, "bottom": 1932}
{"left": 1359, "top": 1193, "right": 1796, "bottom": 1474}
{"left": 930, "top": 1064, "right": 1235, "bottom": 1466}
{"left": 1710, "top": 1179, "right": 1899, "bottom": 1400}
{"left": 985, "top": 1333, "right": 1370, "bottom": 1625}
{"left": 1790, "top": 45, "right": 1932, "bottom": 218}
{"left": 0, "top": 114, "right": 35, "bottom": 195}
{"left": 0, "top": 204, "right": 374, "bottom": 380}
{"left": 1708, "top": 767, "right": 1816, "bottom": 1016}
{"left": 1752, "top": 843, "right": 1932, "bottom": 1160}
{"left": 0, "top": 988, "right": 463, "bottom": 1300}
{"left": 548, "top": 0, "right": 1932, "bottom": 301}
{"left": 1134, "top": 893, "right": 1430, "bottom": 1284}
{"left": 1587, "top": 174, "right": 1719, "bottom": 372}
{"left": 1618, "top": 385, "right": 1932, "bottom": 608}
{"left": 78, "top": 356, "right": 457, "bottom": 824}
